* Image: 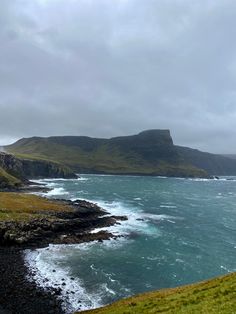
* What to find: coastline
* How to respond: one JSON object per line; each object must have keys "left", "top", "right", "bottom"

{"left": 0, "top": 186, "right": 127, "bottom": 314}
{"left": 0, "top": 247, "right": 64, "bottom": 314}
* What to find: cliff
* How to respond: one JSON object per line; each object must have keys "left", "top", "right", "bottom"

{"left": 0, "top": 152, "right": 77, "bottom": 190}
{"left": 0, "top": 166, "right": 22, "bottom": 190}
{"left": 5, "top": 130, "right": 209, "bottom": 178}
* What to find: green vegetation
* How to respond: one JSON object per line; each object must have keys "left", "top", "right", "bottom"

{"left": 6, "top": 131, "right": 209, "bottom": 178}
{"left": 0, "top": 152, "right": 76, "bottom": 187}
{"left": 0, "top": 192, "right": 73, "bottom": 221}
{"left": 79, "top": 272, "right": 236, "bottom": 314}
{"left": 177, "top": 146, "right": 236, "bottom": 176}
{"left": 0, "top": 167, "right": 22, "bottom": 189}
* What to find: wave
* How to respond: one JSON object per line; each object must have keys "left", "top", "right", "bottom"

{"left": 24, "top": 238, "right": 131, "bottom": 313}
{"left": 46, "top": 187, "right": 69, "bottom": 197}
{"left": 32, "top": 178, "right": 80, "bottom": 182}
{"left": 72, "top": 197, "right": 178, "bottom": 238}
{"left": 25, "top": 175, "right": 181, "bottom": 313}
{"left": 24, "top": 247, "right": 102, "bottom": 313}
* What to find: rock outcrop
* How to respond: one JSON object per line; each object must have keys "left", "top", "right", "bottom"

{"left": 0, "top": 166, "right": 22, "bottom": 190}
{"left": 0, "top": 152, "right": 77, "bottom": 184}
{"left": 0, "top": 199, "right": 127, "bottom": 246}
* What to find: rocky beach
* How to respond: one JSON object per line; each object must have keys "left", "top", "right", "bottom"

{"left": 0, "top": 193, "right": 127, "bottom": 314}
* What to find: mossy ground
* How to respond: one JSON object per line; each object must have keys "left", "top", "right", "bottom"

{"left": 78, "top": 272, "right": 236, "bottom": 314}
{"left": 0, "top": 192, "right": 73, "bottom": 221}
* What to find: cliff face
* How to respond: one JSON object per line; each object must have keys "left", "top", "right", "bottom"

{"left": 5, "top": 130, "right": 209, "bottom": 178}
{"left": 0, "top": 166, "right": 22, "bottom": 190}
{"left": 20, "top": 159, "right": 77, "bottom": 179}
{"left": 0, "top": 152, "right": 77, "bottom": 186}
{"left": 0, "top": 152, "right": 27, "bottom": 182}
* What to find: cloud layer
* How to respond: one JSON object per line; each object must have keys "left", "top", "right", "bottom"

{"left": 0, "top": 0, "right": 236, "bottom": 152}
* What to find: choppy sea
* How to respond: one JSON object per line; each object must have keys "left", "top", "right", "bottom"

{"left": 24, "top": 174, "right": 236, "bottom": 313}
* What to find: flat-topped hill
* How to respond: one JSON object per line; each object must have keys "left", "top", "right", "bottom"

{"left": 5, "top": 130, "right": 208, "bottom": 178}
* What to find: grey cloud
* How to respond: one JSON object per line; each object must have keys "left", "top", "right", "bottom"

{"left": 0, "top": 0, "right": 236, "bottom": 153}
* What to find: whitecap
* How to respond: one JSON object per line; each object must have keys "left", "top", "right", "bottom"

{"left": 77, "top": 177, "right": 89, "bottom": 181}
{"left": 160, "top": 205, "right": 177, "bottom": 208}
{"left": 25, "top": 247, "right": 102, "bottom": 314}
{"left": 24, "top": 238, "right": 131, "bottom": 313}
{"left": 46, "top": 187, "right": 69, "bottom": 197}
{"left": 84, "top": 199, "right": 162, "bottom": 237}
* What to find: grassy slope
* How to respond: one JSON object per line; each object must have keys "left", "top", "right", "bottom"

{"left": 79, "top": 272, "right": 236, "bottom": 314}
{"left": 0, "top": 192, "right": 73, "bottom": 221}
{"left": 0, "top": 167, "right": 22, "bottom": 189}
{"left": 7, "top": 140, "right": 208, "bottom": 178}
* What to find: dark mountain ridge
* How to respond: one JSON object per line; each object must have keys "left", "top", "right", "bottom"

{"left": 5, "top": 130, "right": 206, "bottom": 177}
{"left": 176, "top": 146, "right": 236, "bottom": 175}
{"left": 5, "top": 129, "right": 236, "bottom": 177}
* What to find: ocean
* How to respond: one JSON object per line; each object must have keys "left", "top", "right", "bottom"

{"left": 24, "top": 175, "right": 236, "bottom": 313}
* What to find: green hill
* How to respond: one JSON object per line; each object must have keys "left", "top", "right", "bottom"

{"left": 177, "top": 146, "right": 236, "bottom": 176}
{"left": 5, "top": 130, "right": 208, "bottom": 178}
{"left": 78, "top": 272, "right": 236, "bottom": 314}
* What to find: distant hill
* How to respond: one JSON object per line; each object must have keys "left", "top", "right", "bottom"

{"left": 177, "top": 146, "right": 236, "bottom": 175}
{"left": 5, "top": 130, "right": 207, "bottom": 178}
{"left": 6, "top": 129, "right": 236, "bottom": 177}
{"left": 222, "top": 154, "right": 236, "bottom": 160}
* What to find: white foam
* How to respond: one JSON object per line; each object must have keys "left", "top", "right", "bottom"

{"left": 32, "top": 178, "right": 79, "bottom": 182}
{"left": 77, "top": 177, "right": 89, "bottom": 181}
{"left": 141, "top": 213, "right": 178, "bottom": 222}
{"left": 24, "top": 238, "right": 131, "bottom": 313}
{"left": 24, "top": 247, "right": 103, "bottom": 313}
{"left": 46, "top": 187, "right": 69, "bottom": 197}
{"left": 76, "top": 198, "right": 178, "bottom": 238}
{"left": 185, "top": 178, "right": 213, "bottom": 182}
{"left": 24, "top": 176, "right": 180, "bottom": 313}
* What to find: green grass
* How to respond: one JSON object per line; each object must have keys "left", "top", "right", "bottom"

{"left": 0, "top": 167, "right": 22, "bottom": 189}
{"left": 7, "top": 140, "right": 208, "bottom": 178}
{"left": 0, "top": 192, "right": 73, "bottom": 221}
{"left": 78, "top": 272, "right": 236, "bottom": 314}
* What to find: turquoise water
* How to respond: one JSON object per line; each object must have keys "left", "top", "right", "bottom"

{"left": 25, "top": 175, "right": 236, "bottom": 313}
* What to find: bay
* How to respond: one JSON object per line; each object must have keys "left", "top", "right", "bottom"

{"left": 25, "top": 175, "right": 236, "bottom": 313}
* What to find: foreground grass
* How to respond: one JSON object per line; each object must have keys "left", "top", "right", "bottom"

{"left": 0, "top": 192, "right": 73, "bottom": 221}
{"left": 79, "top": 272, "right": 236, "bottom": 314}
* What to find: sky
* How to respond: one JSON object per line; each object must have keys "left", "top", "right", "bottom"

{"left": 0, "top": 0, "right": 236, "bottom": 153}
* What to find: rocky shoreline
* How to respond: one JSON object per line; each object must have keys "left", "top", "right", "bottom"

{"left": 0, "top": 197, "right": 127, "bottom": 314}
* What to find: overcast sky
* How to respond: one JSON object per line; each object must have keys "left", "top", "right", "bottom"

{"left": 1, "top": 0, "right": 236, "bottom": 153}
